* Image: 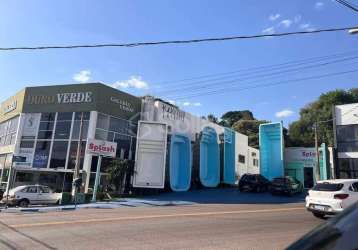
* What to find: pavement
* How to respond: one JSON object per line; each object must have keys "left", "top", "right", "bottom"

{"left": 0, "top": 189, "right": 322, "bottom": 250}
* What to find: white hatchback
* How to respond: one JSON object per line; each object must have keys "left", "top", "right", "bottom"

{"left": 1, "top": 185, "right": 62, "bottom": 207}
{"left": 306, "top": 179, "right": 358, "bottom": 218}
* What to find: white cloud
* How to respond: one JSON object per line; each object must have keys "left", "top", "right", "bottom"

{"left": 275, "top": 109, "right": 294, "bottom": 118}
{"left": 168, "top": 100, "right": 176, "bottom": 105}
{"left": 294, "top": 15, "right": 302, "bottom": 23}
{"left": 182, "top": 101, "right": 201, "bottom": 107}
{"left": 299, "top": 23, "right": 315, "bottom": 31}
{"left": 73, "top": 70, "right": 91, "bottom": 83}
{"left": 262, "top": 26, "right": 275, "bottom": 34}
{"left": 269, "top": 14, "right": 281, "bottom": 21}
{"left": 112, "top": 76, "right": 149, "bottom": 90}
{"left": 279, "top": 19, "right": 293, "bottom": 28}
{"left": 315, "top": 2, "right": 324, "bottom": 10}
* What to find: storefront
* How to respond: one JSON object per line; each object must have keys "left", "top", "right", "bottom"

{"left": 0, "top": 83, "right": 141, "bottom": 193}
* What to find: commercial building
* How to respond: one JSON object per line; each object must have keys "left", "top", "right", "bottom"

{"left": 0, "top": 83, "right": 259, "bottom": 193}
{"left": 0, "top": 83, "right": 141, "bottom": 193}
{"left": 334, "top": 103, "right": 358, "bottom": 178}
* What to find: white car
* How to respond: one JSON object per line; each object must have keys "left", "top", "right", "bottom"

{"left": 306, "top": 179, "right": 358, "bottom": 218}
{"left": 1, "top": 185, "right": 62, "bottom": 207}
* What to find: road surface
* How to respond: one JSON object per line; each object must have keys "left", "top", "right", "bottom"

{"left": 0, "top": 202, "right": 322, "bottom": 250}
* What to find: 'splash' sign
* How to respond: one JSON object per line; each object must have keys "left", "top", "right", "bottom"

{"left": 86, "top": 139, "right": 117, "bottom": 157}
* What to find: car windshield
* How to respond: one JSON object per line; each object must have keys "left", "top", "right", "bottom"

{"left": 312, "top": 183, "right": 344, "bottom": 191}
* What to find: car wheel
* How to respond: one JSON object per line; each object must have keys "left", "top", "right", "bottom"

{"left": 18, "top": 199, "right": 30, "bottom": 208}
{"left": 312, "top": 212, "right": 325, "bottom": 219}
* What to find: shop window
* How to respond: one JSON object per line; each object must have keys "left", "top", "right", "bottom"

{"left": 54, "top": 121, "right": 71, "bottom": 139}
{"left": 50, "top": 141, "right": 69, "bottom": 169}
{"left": 41, "top": 112, "right": 56, "bottom": 122}
{"left": 95, "top": 129, "right": 108, "bottom": 140}
{"left": 72, "top": 120, "right": 89, "bottom": 140}
{"left": 97, "top": 113, "right": 109, "bottom": 130}
{"left": 33, "top": 141, "right": 51, "bottom": 168}
{"left": 67, "top": 141, "right": 86, "bottom": 169}
{"left": 39, "top": 121, "right": 54, "bottom": 131}
{"left": 16, "top": 172, "right": 34, "bottom": 182}
{"left": 39, "top": 173, "right": 58, "bottom": 184}
{"left": 57, "top": 112, "right": 73, "bottom": 121}
{"left": 238, "top": 154, "right": 245, "bottom": 164}
{"left": 37, "top": 131, "right": 53, "bottom": 140}
{"left": 114, "top": 134, "right": 130, "bottom": 159}
{"left": 75, "top": 112, "right": 90, "bottom": 121}
{"left": 109, "top": 117, "right": 129, "bottom": 134}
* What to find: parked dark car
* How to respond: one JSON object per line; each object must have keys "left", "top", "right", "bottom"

{"left": 270, "top": 176, "right": 303, "bottom": 196}
{"left": 239, "top": 174, "right": 271, "bottom": 192}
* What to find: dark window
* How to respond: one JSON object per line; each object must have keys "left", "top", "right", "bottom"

{"left": 50, "top": 141, "right": 69, "bottom": 168}
{"left": 67, "top": 141, "right": 86, "bottom": 169}
{"left": 114, "top": 134, "right": 131, "bottom": 159}
{"left": 238, "top": 154, "right": 245, "bottom": 164}
{"left": 39, "top": 121, "right": 54, "bottom": 131}
{"left": 336, "top": 125, "right": 358, "bottom": 143}
{"left": 39, "top": 186, "right": 50, "bottom": 193}
{"left": 337, "top": 158, "right": 358, "bottom": 179}
{"left": 313, "top": 183, "right": 344, "bottom": 191}
{"left": 337, "top": 141, "right": 358, "bottom": 152}
{"left": 74, "top": 112, "right": 90, "bottom": 121}
{"left": 20, "top": 140, "right": 35, "bottom": 148}
{"left": 41, "top": 113, "right": 56, "bottom": 122}
{"left": 37, "top": 131, "right": 53, "bottom": 140}
{"left": 95, "top": 129, "right": 108, "bottom": 140}
{"left": 54, "top": 121, "right": 71, "bottom": 139}
{"left": 109, "top": 117, "right": 129, "bottom": 134}
{"left": 57, "top": 112, "right": 73, "bottom": 121}
{"left": 25, "top": 186, "right": 38, "bottom": 193}
{"left": 15, "top": 172, "right": 34, "bottom": 182}
{"left": 33, "top": 141, "right": 51, "bottom": 168}
{"left": 71, "top": 120, "right": 89, "bottom": 140}
{"left": 97, "top": 113, "right": 109, "bottom": 130}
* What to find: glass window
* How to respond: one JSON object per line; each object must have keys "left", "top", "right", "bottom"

{"left": 8, "top": 116, "right": 19, "bottom": 133}
{"left": 39, "top": 121, "right": 54, "bottom": 131}
{"left": 39, "top": 186, "right": 50, "bottom": 193}
{"left": 25, "top": 186, "right": 38, "bottom": 193}
{"left": 95, "top": 129, "right": 108, "bottom": 140}
{"left": 20, "top": 140, "right": 35, "bottom": 148}
{"left": 0, "top": 155, "right": 6, "bottom": 168}
{"left": 67, "top": 141, "right": 86, "bottom": 169}
{"left": 75, "top": 112, "right": 90, "bottom": 121}
{"left": 54, "top": 121, "right": 71, "bottom": 139}
{"left": 238, "top": 154, "right": 245, "bottom": 164}
{"left": 57, "top": 112, "right": 73, "bottom": 121}
{"left": 71, "top": 120, "right": 89, "bottom": 140}
{"left": 33, "top": 141, "right": 51, "bottom": 168}
{"left": 50, "top": 141, "right": 69, "bottom": 168}
{"left": 97, "top": 113, "right": 109, "bottom": 130}
{"left": 109, "top": 117, "right": 129, "bottom": 134}
{"left": 129, "top": 123, "right": 138, "bottom": 137}
{"left": 4, "top": 154, "right": 12, "bottom": 168}
{"left": 337, "top": 125, "right": 358, "bottom": 143}
{"left": 337, "top": 141, "right": 358, "bottom": 152}
{"left": 41, "top": 112, "right": 56, "bottom": 122}
{"left": 107, "top": 132, "right": 114, "bottom": 142}
{"left": 114, "top": 134, "right": 131, "bottom": 159}
{"left": 37, "top": 130, "right": 53, "bottom": 140}
{"left": 15, "top": 172, "right": 34, "bottom": 182}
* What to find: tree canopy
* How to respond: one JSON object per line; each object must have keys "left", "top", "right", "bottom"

{"left": 288, "top": 88, "right": 358, "bottom": 147}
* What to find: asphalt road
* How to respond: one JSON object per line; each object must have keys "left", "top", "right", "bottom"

{"left": 0, "top": 202, "right": 322, "bottom": 250}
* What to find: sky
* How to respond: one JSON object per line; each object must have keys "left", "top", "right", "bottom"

{"left": 0, "top": 0, "right": 357, "bottom": 126}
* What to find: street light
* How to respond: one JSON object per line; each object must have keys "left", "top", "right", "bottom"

{"left": 348, "top": 29, "right": 358, "bottom": 35}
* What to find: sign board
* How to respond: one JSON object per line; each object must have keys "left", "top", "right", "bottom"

{"left": 86, "top": 139, "right": 117, "bottom": 157}
{"left": 133, "top": 121, "right": 168, "bottom": 189}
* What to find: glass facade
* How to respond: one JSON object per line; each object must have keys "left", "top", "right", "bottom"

{"left": 337, "top": 158, "right": 358, "bottom": 178}
{"left": 0, "top": 116, "right": 19, "bottom": 146}
{"left": 95, "top": 112, "right": 137, "bottom": 162}
{"left": 28, "top": 112, "right": 89, "bottom": 169}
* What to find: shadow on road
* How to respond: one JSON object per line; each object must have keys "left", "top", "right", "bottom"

{"left": 0, "top": 220, "right": 57, "bottom": 250}
{"left": 144, "top": 188, "right": 306, "bottom": 204}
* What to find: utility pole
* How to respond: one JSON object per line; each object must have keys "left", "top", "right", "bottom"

{"left": 314, "top": 122, "right": 321, "bottom": 182}
{"left": 72, "top": 112, "right": 84, "bottom": 200}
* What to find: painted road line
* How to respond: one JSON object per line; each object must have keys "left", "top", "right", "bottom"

{"left": 10, "top": 207, "right": 304, "bottom": 228}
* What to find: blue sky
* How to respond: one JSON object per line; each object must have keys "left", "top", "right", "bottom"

{"left": 0, "top": 0, "right": 357, "bottom": 125}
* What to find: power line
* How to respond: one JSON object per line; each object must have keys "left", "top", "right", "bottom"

{"left": 0, "top": 27, "right": 357, "bottom": 51}
{"left": 335, "top": 0, "right": 358, "bottom": 12}
{"left": 169, "top": 68, "right": 358, "bottom": 100}
{"left": 155, "top": 55, "right": 358, "bottom": 96}
{"left": 154, "top": 50, "right": 358, "bottom": 86}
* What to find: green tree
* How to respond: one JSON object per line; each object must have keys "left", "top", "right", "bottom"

{"left": 232, "top": 119, "right": 270, "bottom": 148}
{"left": 207, "top": 114, "right": 219, "bottom": 124}
{"left": 106, "top": 159, "right": 133, "bottom": 193}
{"left": 221, "top": 110, "right": 254, "bottom": 127}
{"left": 288, "top": 88, "right": 358, "bottom": 147}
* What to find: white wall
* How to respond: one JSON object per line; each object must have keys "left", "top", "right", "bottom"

{"left": 335, "top": 103, "right": 358, "bottom": 126}
{"left": 247, "top": 147, "right": 260, "bottom": 174}
{"left": 235, "top": 132, "right": 248, "bottom": 177}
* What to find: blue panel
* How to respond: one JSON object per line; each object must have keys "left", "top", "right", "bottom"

{"left": 200, "top": 127, "right": 220, "bottom": 187}
{"left": 223, "top": 128, "right": 236, "bottom": 184}
{"left": 259, "top": 122, "right": 284, "bottom": 180}
{"left": 169, "top": 133, "right": 192, "bottom": 191}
